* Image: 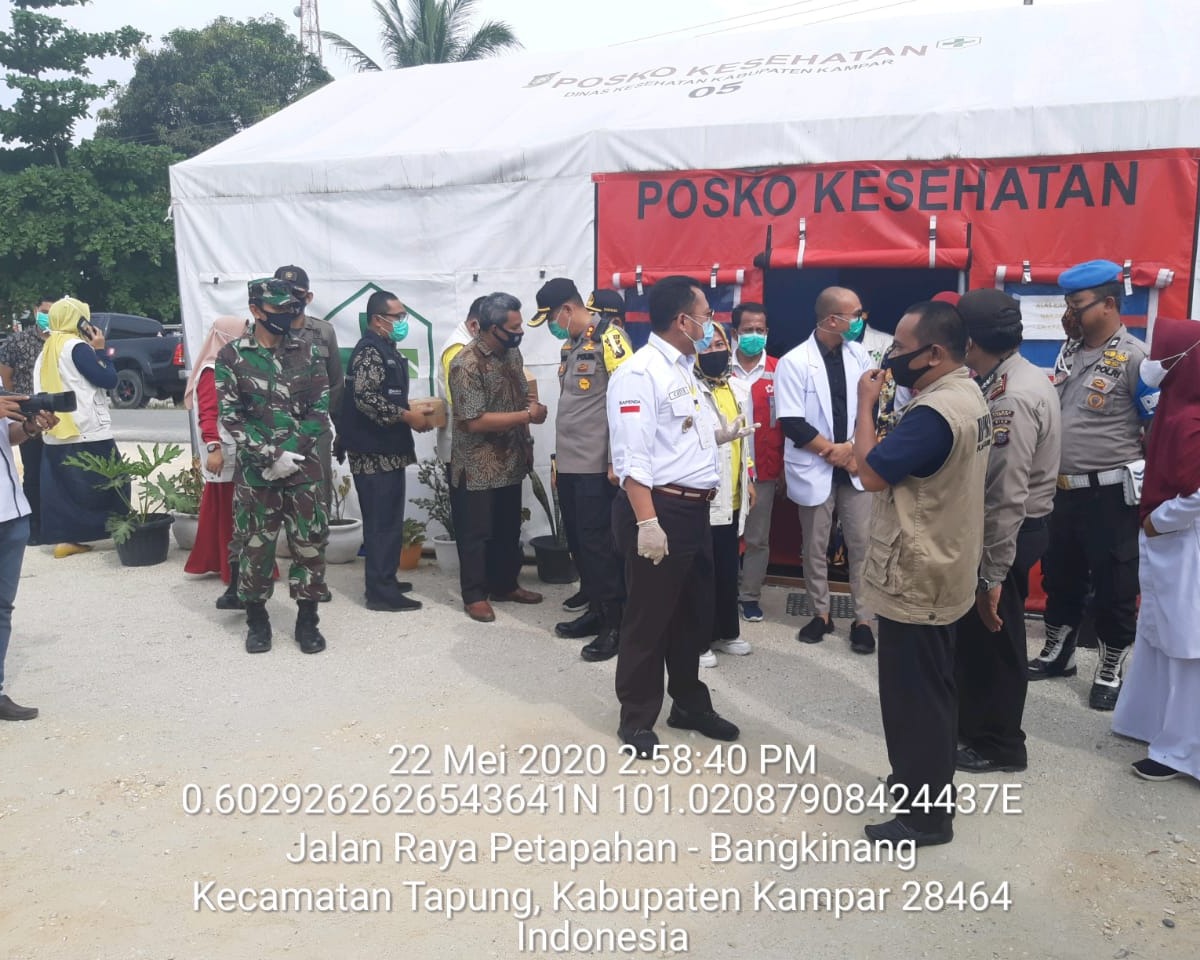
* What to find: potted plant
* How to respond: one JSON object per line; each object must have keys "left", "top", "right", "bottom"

{"left": 399, "top": 518, "right": 426, "bottom": 570}
{"left": 324, "top": 473, "right": 363, "bottom": 564}
{"left": 527, "top": 454, "right": 577, "bottom": 584}
{"left": 410, "top": 457, "right": 458, "bottom": 572}
{"left": 62, "top": 443, "right": 184, "bottom": 567}
{"left": 153, "top": 456, "right": 204, "bottom": 551}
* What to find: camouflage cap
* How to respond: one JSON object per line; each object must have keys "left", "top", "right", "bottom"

{"left": 247, "top": 277, "right": 301, "bottom": 308}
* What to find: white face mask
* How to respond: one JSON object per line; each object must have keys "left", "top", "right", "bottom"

{"left": 1142, "top": 340, "right": 1200, "bottom": 388}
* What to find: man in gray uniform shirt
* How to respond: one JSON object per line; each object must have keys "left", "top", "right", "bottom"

{"left": 956, "top": 290, "right": 1061, "bottom": 773}
{"left": 1029, "top": 259, "right": 1154, "bottom": 711}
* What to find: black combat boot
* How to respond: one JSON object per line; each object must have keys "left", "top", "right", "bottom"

{"left": 216, "top": 561, "right": 244, "bottom": 611}
{"left": 1027, "top": 623, "right": 1077, "bottom": 680}
{"left": 555, "top": 605, "right": 602, "bottom": 639}
{"left": 245, "top": 601, "right": 271, "bottom": 654}
{"left": 581, "top": 602, "right": 621, "bottom": 662}
{"left": 295, "top": 599, "right": 326, "bottom": 654}
{"left": 1089, "top": 641, "right": 1129, "bottom": 711}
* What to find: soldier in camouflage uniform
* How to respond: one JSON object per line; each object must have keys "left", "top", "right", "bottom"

{"left": 216, "top": 279, "right": 331, "bottom": 655}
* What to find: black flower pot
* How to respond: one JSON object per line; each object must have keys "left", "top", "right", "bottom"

{"left": 115, "top": 513, "right": 174, "bottom": 567}
{"left": 529, "top": 535, "right": 577, "bottom": 584}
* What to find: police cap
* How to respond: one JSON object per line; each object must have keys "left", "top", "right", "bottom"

{"left": 529, "top": 277, "right": 581, "bottom": 328}
{"left": 586, "top": 289, "right": 626, "bottom": 321}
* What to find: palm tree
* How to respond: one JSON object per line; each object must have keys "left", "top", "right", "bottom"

{"left": 324, "top": 0, "right": 521, "bottom": 71}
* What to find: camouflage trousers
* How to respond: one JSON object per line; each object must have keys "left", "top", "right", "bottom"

{"left": 234, "top": 475, "right": 328, "bottom": 603}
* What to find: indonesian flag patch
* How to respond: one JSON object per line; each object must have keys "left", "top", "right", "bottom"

{"left": 619, "top": 400, "right": 641, "bottom": 414}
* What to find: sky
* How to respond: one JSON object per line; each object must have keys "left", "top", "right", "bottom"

{"left": 1, "top": 0, "right": 1086, "bottom": 138}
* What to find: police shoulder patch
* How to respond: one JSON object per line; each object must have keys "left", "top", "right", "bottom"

{"left": 987, "top": 374, "right": 1008, "bottom": 401}
{"left": 993, "top": 427, "right": 1010, "bottom": 446}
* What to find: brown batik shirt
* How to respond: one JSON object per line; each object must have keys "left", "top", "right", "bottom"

{"left": 448, "top": 338, "right": 531, "bottom": 491}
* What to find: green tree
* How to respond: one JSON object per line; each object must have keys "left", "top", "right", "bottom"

{"left": 324, "top": 0, "right": 520, "bottom": 71}
{"left": 96, "top": 16, "right": 332, "bottom": 158}
{"left": 0, "top": 139, "right": 180, "bottom": 323}
{"left": 0, "top": 0, "right": 145, "bottom": 166}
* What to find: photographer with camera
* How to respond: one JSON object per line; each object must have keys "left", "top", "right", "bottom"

{"left": 32, "top": 297, "right": 125, "bottom": 559}
{"left": 0, "top": 391, "right": 59, "bottom": 719}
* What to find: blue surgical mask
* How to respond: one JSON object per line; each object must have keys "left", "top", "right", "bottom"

{"left": 686, "top": 314, "right": 715, "bottom": 352}
{"left": 35, "top": 311, "right": 50, "bottom": 331}
{"left": 737, "top": 332, "right": 767, "bottom": 356}
{"left": 389, "top": 319, "right": 409, "bottom": 343}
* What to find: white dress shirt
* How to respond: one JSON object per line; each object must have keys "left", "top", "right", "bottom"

{"left": 607, "top": 333, "right": 720, "bottom": 490}
{"left": 731, "top": 349, "right": 768, "bottom": 387}
{"left": 1, "top": 419, "right": 32, "bottom": 523}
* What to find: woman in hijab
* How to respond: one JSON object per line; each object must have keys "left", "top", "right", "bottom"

{"left": 183, "top": 317, "right": 248, "bottom": 607}
{"left": 32, "top": 297, "right": 124, "bottom": 558}
{"left": 1111, "top": 316, "right": 1200, "bottom": 783}
{"left": 694, "top": 321, "right": 756, "bottom": 667}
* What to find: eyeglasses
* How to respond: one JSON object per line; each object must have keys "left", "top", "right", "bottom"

{"left": 379, "top": 311, "right": 408, "bottom": 321}
{"left": 829, "top": 310, "right": 868, "bottom": 323}
{"left": 685, "top": 310, "right": 716, "bottom": 323}
{"left": 1064, "top": 298, "right": 1104, "bottom": 317}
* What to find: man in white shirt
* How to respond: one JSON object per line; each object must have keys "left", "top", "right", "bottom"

{"left": 775, "top": 287, "right": 876, "bottom": 654}
{"left": 0, "top": 393, "right": 57, "bottom": 720}
{"left": 607, "top": 275, "right": 749, "bottom": 758}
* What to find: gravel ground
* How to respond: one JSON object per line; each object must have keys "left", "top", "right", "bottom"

{"left": 2, "top": 449, "right": 1196, "bottom": 959}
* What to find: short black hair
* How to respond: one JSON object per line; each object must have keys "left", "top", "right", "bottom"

{"left": 366, "top": 290, "right": 398, "bottom": 319}
{"left": 649, "top": 276, "right": 705, "bottom": 333}
{"left": 731, "top": 302, "right": 766, "bottom": 328}
{"left": 467, "top": 296, "right": 486, "bottom": 322}
{"left": 478, "top": 292, "right": 521, "bottom": 330}
{"left": 971, "top": 325, "right": 1022, "bottom": 354}
{"left": 37, "top": 297, "right": 54, "bottom": 306}
{"left": 907, "top": 300, "right": 968, "bottom": 362}
{"left": 1089, "top": 281, "right": 1123, "bottom": 309}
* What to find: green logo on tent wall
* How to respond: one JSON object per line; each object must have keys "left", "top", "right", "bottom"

{"left": 322, "top": 283, "right": 436, "bottom": 396}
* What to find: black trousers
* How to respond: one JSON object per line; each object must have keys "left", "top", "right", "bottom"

{"left": 450, "top": 481, "right": 523, "bottom": 605}
{"left": 352, "top": 468, "right": 407, "bottom": 602}
{"left": 955, "top": 519, "right": 1050, "bottom": 766}
{"left": 613, "top": 490, "right": 714, "bottom": 732}
{"left": 558, "top": 472, "right": 624, "bottom": 605}
{"left": 1043, "top": 484, "right": 1139, "bottom": 650}
{"left": 878, "top": 616, "right": 957, "bottom": 833}
{"left": 21, "top": 435, "right": 42, "bottom": 544}
{"left": 709, "top": 512, "right": 741, "bottom": 645}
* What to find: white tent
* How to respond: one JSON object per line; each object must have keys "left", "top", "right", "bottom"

{"left": 170, "top": 0, "right": 1200, "bottom": 493}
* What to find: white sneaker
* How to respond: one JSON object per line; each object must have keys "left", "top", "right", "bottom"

{"left": 711, "top": 638, "right": 752, "bottom": 656}
{"left": 698, "top": 650, "right": 718, "bottom": 668}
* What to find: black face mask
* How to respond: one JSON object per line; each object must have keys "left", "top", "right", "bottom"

{"left": 882, "top": 344, "right": 933, "bottom": 389}
{"left": 698, "top": 350, "right": 730, "bottom": 380}
{"left": 493, "top": 327, "right": 523, "bottom": 351}
{"left": 256, "top": 309, "right": 298, "bottom": 336}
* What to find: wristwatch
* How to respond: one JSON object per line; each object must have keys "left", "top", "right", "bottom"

{"left": 977, "top": 577, "right": 1001, "bottom": 593}
{"left": 206, "top": 442, "right": 221, "bottom": 452}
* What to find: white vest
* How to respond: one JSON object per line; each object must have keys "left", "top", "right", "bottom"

{"left": 33, "top": 344, "right": 113, "bottom": 444}
{"left": 775, "top": 335, "right": 870, "bottom": 506}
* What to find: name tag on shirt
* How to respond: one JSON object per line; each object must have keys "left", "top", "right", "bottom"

{"left": 667, "top": 386, "right": 689, "bottom": 402}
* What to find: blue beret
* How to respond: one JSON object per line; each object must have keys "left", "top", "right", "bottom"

{"left": 1058, "top": 259, "right": 1121, "bottom": 294}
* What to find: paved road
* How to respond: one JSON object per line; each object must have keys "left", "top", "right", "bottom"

{"left": 111, "top": 404, "right": 192, "bottom": 444}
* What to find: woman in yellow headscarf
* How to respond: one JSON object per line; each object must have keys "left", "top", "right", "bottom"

{"left": 33, "top": 297, "right": 124, "bottom": 557}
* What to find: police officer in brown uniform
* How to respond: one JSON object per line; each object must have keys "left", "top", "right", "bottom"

{"left": 853, "top": 299, "right": 992, "bottom": 847}
{"left": 529, "top": 279, "right": 633, "bottom": 662}
{"left": 955, "top": 290, "right": 1061, "bottom": 773}
{"left": 1030, "top": 260, "right": 1151, "bottom": 711}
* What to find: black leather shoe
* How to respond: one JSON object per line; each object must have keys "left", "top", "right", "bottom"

{"left": 864, "top": 817, "right": 953, "bottom": 847}
{"left": 618, "top": 726, "right": 659, "bottom": 759}
{"left": 556, "top": 608, "right": 602, "bottom": 639}
{"left": 955, "top": 746, "right": 1026, "bottom": 774}
{"left": 797, "top": 615, "right": 834, "bottom": 644}
{"left": 580, "top": 627, "right": 618, "bottom": 662}
{"left": 244, "top": 602, "right": 272, "bottom": 654}
{"left": 562, "top": 590, "right": 589, "bottom": 612}
{"left": 849, "top": 622, "right": 876, "bottom": 654}
{"left": 365, "top": 593, "right": 423, "bottom": 612}
{"left": 0, "top": 694, "right": 38, "bottom": 721}
{"left": 295, "top": 600, "right": 326, "bottom": 654}
{"left": 666, "top": 704, "right": 739, "bottom": 741}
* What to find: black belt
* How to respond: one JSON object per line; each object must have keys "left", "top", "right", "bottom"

{"left": 654, "top": 484, "right": 717, "bottom": 502}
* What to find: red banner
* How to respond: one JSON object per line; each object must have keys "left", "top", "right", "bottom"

{"left": 595, "top": 149, "right": 1199, "bottom": 317}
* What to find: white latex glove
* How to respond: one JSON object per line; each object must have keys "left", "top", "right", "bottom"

{"left": 636, "top": 517, "right": 669, "bottom": 565}
{"left": 714, "top": 412, "right": 759, "bottom": 444}
{"left": 263, "top": 450, "right": 305, "bottom": 481}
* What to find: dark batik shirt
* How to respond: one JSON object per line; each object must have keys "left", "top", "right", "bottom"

{"left": 346, "top": 342, "right": 415, "bottom": 476}
{"left": 0, "top": 329, "right": 46, "bottom": 394}
{"left": 448, "top": 339, "right": 531, "bottom": 491}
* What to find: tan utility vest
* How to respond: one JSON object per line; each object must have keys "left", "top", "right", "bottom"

{"left": 863, "top": 368, "right": 992, "bottom": 625}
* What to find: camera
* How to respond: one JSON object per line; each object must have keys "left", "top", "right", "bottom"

{"left": 0, "top": 389, "right": 77, "bottom": 416}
